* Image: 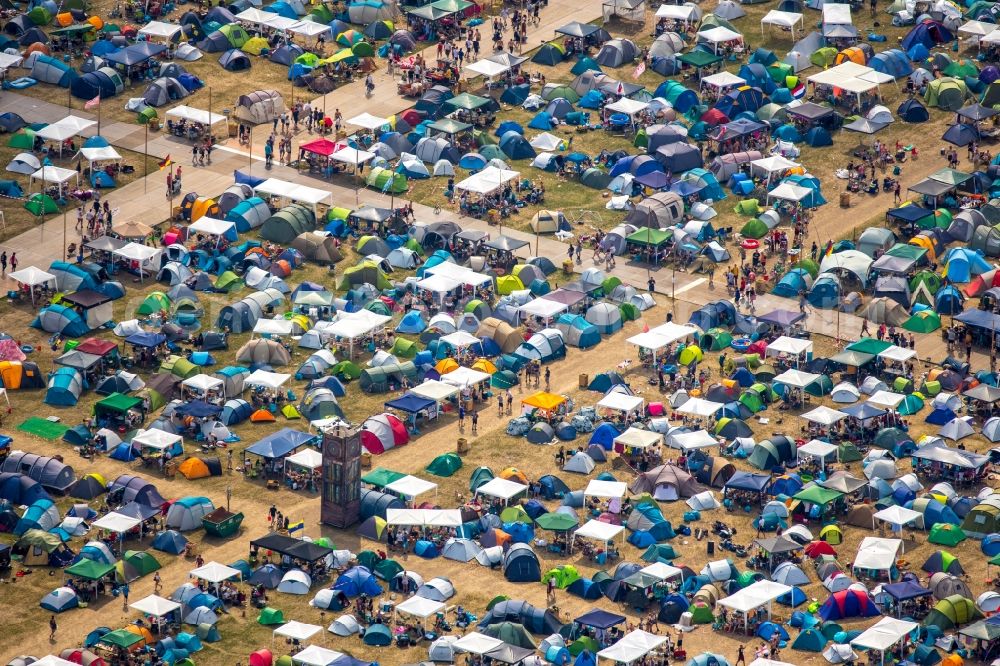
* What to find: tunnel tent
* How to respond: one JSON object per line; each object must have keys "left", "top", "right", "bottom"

{"left": 227, "top": 197, "right": 271, "bottom": 231}
{"left": 219, "top": 48, "right": 251, "bottom": 71}
{"left": 30, "top": 54, "right": 76, "bottom": 87}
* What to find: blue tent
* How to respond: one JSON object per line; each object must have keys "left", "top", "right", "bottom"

{"left": 495, "top": 120, "right": 523, "bottom": 136}
{"left": 567, "top": 578, "right": 604, "bottom": 599}
{"left": 899, "top": 99, "right": 930, "bottom": 123}
{"left": 689, "top": 300, "right": 736, "bottom": 330}
{"left": 334, "top": 566, "right": 384, "bottom": 597}
{"left": 499, "top": 131, "right": 536, "bottom": 159}
{"left": 943, "top": 123, "right": 980, "bottom": 147}
{"left": 45, "top": 367, "right": 83, "bottom": 406}
{"left": 902, "top": 20, "right": 953, "bottom": 51}
{"left": 544, "top": 98, "right": 574, "bottom": 119}
{"left": 870, "top": 49, "right": 912, "bottom": 78}
{"left": 396, "top": 311, "right": 425, "bottom": 333}
{"left": 737, "top": 64, "right": 776, "bottom": 94}
{"left": 152, "top": 529, "right": 189, "bottom": 554}
{"left": 109, "top": 442, "right": 138, "bottom": 461}
{"left": 503, "top": 544, "right": 541, "bottom": 582}
{"left": 778, "top": 586, "right": 808, "bottom": 606}
{"left": 808, "top": 275, "right": 841, "bottom": 308}
{"left": 219, "top": 48, "right": 251, "bottom": 71}
{"left": 363, "top": 625, "right": 392, "bottom": 646}
{"left": 589, "top": 423, "right": 620, "bottom": 450}
{"left": 32, "top": 304, "right": 90, "bottom": 337}
{"left": 578, "top": 91, "right": 603, "bottom": 109}
{"left": 500, "top": 84, "right": 530, "bottom": 105}
{"left": 538, "top": 474, "right": 570, "bottom": 499}
{"left": 246, "top": 429, "right": 316, "bottom": 459}
{"left": 528, "top": 112, "right": 554, "bottom": 130}
{"left": 935, "top": 285, "right": 965, "bottom": 314}
{"left": 221, "top": 399, "right": 253, "bottom": 425}
{"left": 714, "top": 86, "right": 765, "bottom": 117}
{"left": 925, "top": 407, "right": 957, "bottom": 425}
{"left": 805, "top": 126, "right": 832, "bottom": 147}
{"left": 40, "top": 587, "right": 79, "bottom": 613}
{"left": 772, "top": 268, "right": 812, "bottom": 298}
{"left": 982, "top": 533, "right": 1000, "bottom": 556}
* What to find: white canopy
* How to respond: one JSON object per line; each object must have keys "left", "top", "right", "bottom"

{"left": 639, "top": 562, "right": 684, "bottom": 582}
{"left": 465, "top": 58, "right": 510, "bottom": 78}
{"left": 959, "top": 19, "right": 994, "bottom": 37}
{"left": 347, "top": 112, "right": 389, "bottom": 130}
{"left": 717, "top": 580, "right": 792, "bottom": 613}
{"left": 424, "top": 261, "right": 494, "bottom": 286}
{"left": 701, "top": 71, "right": 746, "bottom": 88}
{"left": 440, "top": 330, "right": 481, "bottom": 348}
{"left": 766, "top": 336, "right": 813, "bottom": 356}
{"left": 0, "top": 52, "right": 22, "bottom": 70}
{"left": 114, "top": 242, "right": 161, "bottom": 263}
{"left": 585, "top": 479, "right": 628, "bottom": 499}
{"left": 655, "top": 4, "right": 697, "bottom": 21}
{"left": 597, "top": 392, "right": 645, "bottom": 414}
{"left": 386, "top": 475, "right": 438, "bottom": 499}
{"left": 253, "top": 318, "right": 295, "bottom": 336}
{"left": 139, "top": 21, "right": 183, "bottom": 39}
{"left": 575, "top": 519, "right": 625, "bottom": 543}
{"left": 130, "top": 594, "right": 181, "bottom": 617}
{"left": 92, "top": 511, "right": 142, "bottom": 533}
{"left": 823, "top": 3, "right": 853, "bottom": 24}
{"left": 190, "top": 561, "right": 242, "bottom": 583}
{"left": 132, "top": 429, "right": 183, "bottom": 451}
{"left": 31, "top": 165, "right": 78, "bottom": 185}
{"left": 455, "top": 166, "right": 521, "bottom": 195}
{"left": 418, "top": 273, "right": 463, "bottom": 294}
{"left": 236, "top": 8, "right": 279, "bottom": 23}
{"left": 166, "top": 105, "right": 227, "bottom": 126}
{"left": 768, "top": 182, "right": 813, "bottom": 203}
{"left": 698, "top": 25, "right": 742, "bottom": 43}
{"left": 255, "top": 178, "right": 332, "bottom": 209}
{"left": 442, "top": 366, "right": 491, "bottom": 388}
{"left": 751, "top": 155, "right": 800, "bottom": 175}
{"left": 981, "top": 29, "right": 1000, "bottom": 44}
{"left": 397, "top": 595, "right": 445, "bottom": 618}
{"left": 853, "top": 537, "right": 901, "bottom": 571}
{"left": 851, "top": 617, "right": 918, "bottom": 652}
{"left": 244, "top": 370, "right": 291, "bottom": 389}
{"left": 868, "top": 390, "right": 906, "bottom": 408}
{"left": 453, "top": 633, "right": 504, "bottom": 655}
{"left": 9, "top": 266, "right": 56, "bottom": 286}
{"left": 519, "top": 298, "right": 568, "bottom": 319}
{"left": 331, "top": 147, "right": 376, "bottom": 166}
{"left": 263, "top": 14, "right": 298, "bottom": 30}
{"left": 289, "top": 20, "right": 332, "bottom": 37}
{"left": 605, "top": 98, "right": 649, "bottom": 116}
{"left": 409, "top": 379, "right": 462, "bottom": 402}
{"left": 872, "top": 505, "right": 922, "bottom": 528}
{"left": 761, "top": 10, "right": 803, "bottom": 35}
{"left": 773, "top": 368, "right": 821, "bottom": 388}
{"left": 668, "top": 429, "right": 718, "bottom": 451}
{"left": 385, "top": 508, "right": 462, "bottom": 527}
{"left": 274, "top": 621, "right": 323, "bottom": 642}
{"left": 797, "top": 440, "right": 838, "bottom": 471}
{"left": 37, "top": 116, "right": 96, "bottom": 142}
{"left": 79, "top": 145, "right": 122, "bottom": 163}
{"left": 675, "top": 397, "right": 721, "bottom": 417}
{"left": 476, "top": 477, "right": 528, "bottom": 500}
{"left": 878, "top": 345, "right": 917, "bottom": 362}
{"left": 598, "top": 630, "right": 666, "bottom": 664}
{"left": 33, "top": 658, "right": 77, "bottom": 666}
{"left": 627, "top": 323, "right": 697, "bottom": 350}
{"left": 293, "top": 646, "right": 344, "bottom": 666}
{"left": 285, "top": 448, "right": 324, "bottom": 470}
{"left": 189, "top": 216, "right": 235, "bottom": 237}
{"left": 801, "top": 405, "right": 847, "bottom": 425}
{"left": 182, "top": 374, "right": 224, "bottom": 392}
{"left": 614, "top": 427, "right": 664, "bottom": 449}
{"left": 317, "top": 312, "right": 391, "bottom": 341}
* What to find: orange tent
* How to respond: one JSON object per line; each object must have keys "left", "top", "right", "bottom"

{"left": 499, "top": 467, "right": 529, "bottom": 484}
{"left": 124, "top": 625, "right": 154, "bottom": 646}
{"left": 251, "top": 409, "right": 276, "bottom": 422}
{"left": 435, "top": 358, "right": 459, "bottom": 375}
{"left": 835, "top": 47, "right": 867, "bottom": 65}
{"left": 55, "top": 12, "right": 73, "bottom": 26}
{"left": 178, "top": 457, "right": 211, "bottom": 479}
{"left": 87, "top": 16, "right": 104, "bottom": 29}
{"left": 24, "top": 42, "right": 51, "bottom": 57}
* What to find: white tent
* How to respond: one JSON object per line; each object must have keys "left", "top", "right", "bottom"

{"left": 675, "top": 397, "right": 722, "bottom": 417}
{"left": 409, "top": 379, "right": 462, "bottom": 403}
{"left": 716, "top": 580, "right": 792, "bottom": 630}
{"left": 878, "top": 345, "right": 917, "bottom": 362}
{"left": 166, "top": 105, "right": 227, "bottom": 127}
{"left": 331, "top": 147, "right": 376, "bottom": 167}
{"left": 130, "top": 594, "right": 181, "bottom": 617}
{"left": 701, "top": 71, "right": 746, "bottom": 91}
{"left": 773, "top": 368, "right": 821, "bottom": 388}
{"left": 597, "top": 392, "right": 644, "bottom": 416}
{"left": 822, "top": 3, "right": 853, "bottom": 25}
{"left": 574, "top": 519, "right": 625, "bottom": 545}
{"left": 139, "top": 21, "right": 183, "bottom": 40}
{"left": 801, "top": 405, "right": 847, "bottom": 426}
{"left": 386, "top": 475, "right": 438, "bottom": 501}
{"left": 655, "top": 3, "right": 698, "bottom": 23}
{"left": 455, "top": 166, "right": 520, "bottom": 196}
{"left": 113, "top": 242, "right": 162, "bottom": 281}
{"left": 765, "top": 335, "right": 813, "bottom": 358}
{"left": 442, "top": 366, "right": 491, "bottom": 388}
{"left": 767, "top": 182, "right": 813, "bottom": 204}
{"left": 464, "top": 58, "right": 510, "bottom": 78}
{"left": 584, "top": 479, "right": 627, "bottom": 499}
{"left": 667, "top": 429, "right": 718, "bottom": 451}
{"left": 347, "top": 112, "right": 389, "bottom": 130}
{"left": 254, "top": 178, "right": 332, "bottom": 214}
{"left": 9, "top": 266, "right": 56, "bottom": 287}
{"left": 182, "top": 374, "right": 223, "bottom": 394}
{"left": 519, "top": 298, "right": 568, "bottom": 321}
{"left": 597, "top": 630, "right": 666, "bottom": 664}
{"left": 92, "top": 512, "right": 142, "bottom": 552}
{"left": 614, "top": 427, "right": 663, "bottom": 449}
{"left": 274, "top": 620, "right": 322, "bottom": 642}
{"left": 189, "top": 216, "right": 236, "bottom": 239}
{"left": 761, "top": 10, "right": 803, "bottom": 37}
{"left": 288, "top": 21, "right": 332, "bottom": 37}
{"left": 30, "top": 165, "right": 79, "bottom": 190}
{"left": 476, "top": 477, "right": 528, "bottom": 502}
{"left": 396, "top": 595, "right": 445, "bottom": 618}
{"left": 851, "top": 617, "right": 919, "bottom": 666}
{"left": 454, "top": 632, "right": 504, "bottom": 655}
{"left": 236, "top": 8, "right": 280, "bottom": 23}
{"left": 872, "top": 505, "right": 921, "bottom": 534}
{"left": 868, "top": 390, "right": 906, "bottom": 409}
{"left": 253, "top": 318, "right": 295, "bottom": 337}
{"left": 853, "top": 537, "right": 902, "bottom": 574}
{"left": 277, "top": 569, "right": 313, "bottom": 594}
{"left": 293, "top": 646, "right": 344, "bottom": 666}
{"left": 244, "top": 370, "right": 292, "bottom": 389}
{"left": 697, "top": 26, "right": 743, "bottom": 53}
{"left": 639, "top": 562, "right": 683, "bottom": 582}
{"left": 797, "top": 440, "right": 838, "bottom": 471}
{"left": 190, "top": 561, "right": 242, "bottom": 583}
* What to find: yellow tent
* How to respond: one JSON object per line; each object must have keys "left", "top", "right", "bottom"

{"left": 242, "top": 36, "right": 270, "bottom": 55}
{"left": 435, "top": 358, "right": 459, "bottom": 374}
{"left": 522, "top": 392, "right": 566, "bottom": 412}
{"left": 678, "top": 345, "right": 704, "bottom": 365}
{"left": 471, "top": 358, "right": 497, "bottom": 374}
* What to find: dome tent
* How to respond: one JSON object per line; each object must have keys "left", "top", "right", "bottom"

{"left": 235, "top": 90, "right": 284, "bottom": 124}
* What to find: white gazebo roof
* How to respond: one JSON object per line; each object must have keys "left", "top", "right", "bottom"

{"left": 92, "top": 511, "right": 142, "bottom": 533}
{"left": 441, "top": 366, "right": 491, "bottom": 388}
{"left": 132, "top": 428, "right": 182, "bottom": 451}
{"left": 182, "top": 374, "right": 224, "bottom": 392}
{"left": 190, "top": 561, "right": 242, "bottom": 583}
{"left": 675, "top": 397, "right": 721, "bottom": 416}
{"left": 575, "top": 519, "right": 625, "bottom": 543}
{"left": 597, "top": 392, "right": 645, "bottom": 413}
{"left": 385, "top": 475, "right": 438, "bottom": 499}
{"left": 751, "top": 155, "right": 800, "bottom": 173}
{"left": 605, "top": 98, "right": 649, "bottom": 116}
{"left": 655, "top": 3, "right": 697, "bottom": 20}
{"left": 166, "top": 105, "right": 227, "bottom": 126}
{"left": 639, "top": 562, "right": 683, "bottom": 582}
{"left": 409, "top": 379, "right": 462, "bottom": 402}
{"left": 798, "top": 439, "right": 838, "bottom": 459}
{"left": 519, "top": 298, "right": 569, "bottom": 319}
{"left": 853, "top": 537, "right": 901, "bottom": 571}
{"left": 584, "top": 479, "right": 627, "bottom": 498}
{"left": 766, "top": 335, "right": 813, "bottom": 356}
{"left": 331, "top": 147, "right": 376, "bottom": 165}
{"left": 347, "top": 112, "right": 389, "bottom": 130}
{"left": 244, "top": 369, "right": 292, "bottom": 389}
{"left": 274, "top": 620, "right": 323, "bottom": 642}
{"left": 139, "top": 21, "right": 183, "bottom": 39}
{"left": 768, "top": 182, "right": 813, "bottom": 202}
{"left": 823, "top": 3, "right": 853, "bottom": 24}
{"left": 253, "top": 318, "right": 295, "bottom": 336}
{"left": 476, "top": 477, "right": 528, "bottom": 500}
{"left": 31, "top": 165, "right": 78, "bottom": 184}
{"left": 773, "top": 368, "right": 821, "bottom": 388}
{"left": 453, "top": 632, "right": 504, "bottom": 655}
{"left": 440, "top": 330, "right": 481, "bottom": 348}
{"left": 189, "top": 216, "right": 235, "bottom": 237}
{"left": 288, "top": 20, "right": 332, "bottom": 37}
{"left": 36, "top": 116, "right": 96, "bottom": 141}
{"left": 717, "top": 580, "right": 792, "bottom": 613}
{"left": 285, "top": 448, "right": 324, "bottom": 470}
{"left": 872, "top": 505, "right": 922, "bottom": 528}
{"left": 130, "top": 594, "right": 181, "bottom": 617}
{"left": 598, "top": 630, "right": 666, "bottom": 663}
{"left": 114, "top": 242, "right": 161, "bottom": 263}
{"left": 668, "top": 429, "right": 718, "bottom": 451}
{"left": 801, "top": 405, "right": 848, "bottom": 425}
{"left": 761, "top": 9, "right": 802, "bottom": 28}
{"left": 396, "top": 595, "right": 445, "bottom": 618}
{"left": 464, "top": 58, "right": 510, "bottom": 78}
{"left": 79, "top": 145, "right": 122, "bottom": 162}
{"left": 614, "top": 427, "right": 664, "bottom": 449}
{"left": 8, "top": 266, "right": 56, "bottom": 286}
{"left": 698, "top": 26, "right": 742, "bottom": 43}
{"left": 293, "top": 645, "right": 344, "bottom": 666}
{"left": 851, "top": 617, "right": 919, "bottom": 652}
{"left": 701, "top": 71, "right": 746, "bottom": 88}
{"left": 253, "top": 177, "right": 332, "bottom": 207}
{"left": 878, "top": 345, "right": 917, "bottom": 362}
{"left": 236, "top": 8, "right": 279, "bottom": 22}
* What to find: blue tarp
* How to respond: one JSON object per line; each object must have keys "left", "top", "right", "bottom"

{"left": 384, "top": 394, "right": 436, "bottom": 414}
{"left": 574, "top": 609, "right": 626, "bottom": 628}
{"left": 724, "top": 471, "right": 772, "bottom": 492}
{"left": 246, "top": 428, "right": 317, "bottom": 459}
{"left": 104, "top": 42, "right": 167, "bottom": 66}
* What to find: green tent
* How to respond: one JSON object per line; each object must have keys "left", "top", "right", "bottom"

{"left": 119, "top": 550, "right": 161, "bottom": 580}
{"left": 846, "top": 337, "right": 894, "bottom": 355}
{"left": 924, "top": 595, "right": 982, "bottom": 629}
{"left": 362, "top": 467, "right": 405, "bottom": 488}
{"left": 352, "top": 41, "right": 375, "bottom": 57}
{"left": 486, "top": 595, "right": 510, "bottom": 610}
{"left": 500, "top": 505, "right": 533, "bottom": 524}
{"left": 137, "top": 291, "right": 170, "bottom": 315}
{"left": 542, "top": 564, "right": 580, "bottom": 589}
{"left": 811, "top": 47, "right": 838, "bottom": 67}
{"left": 469, "top": 466, "right": 494, "bottom": 491}
{"left": 310, "top": 4, "right": 334, "bottom": 21}
{"left": 701, "top": 328, "right": 733, "bottom": 351}
{"left": 25, "top": 193, "right": 59, "bottom": 216}
{"left": 214, "top": 271, "right": 243, "bottom": 292}
{"left": 9, "top": 132, "right": 34, "bottom": 149}
{"left": 338, "top": 260, "right": 392, "bottom": 290}
{"left": 474, "top": 129, "right": 497, "bottom": 146}
{"left": 738, "top": 390, "right": 765, "bottom": 413}
{"left": 689, "top": 601, "right": 715, "bottom": 623}
{"left": 819, "top": 621, "right": 843, "bottom": 641}
{"left": 568, "top": 636, "right": 599, "bottom": 656}
{"left": 356, "top": 550, "right": 379, "bottom": 570}
{"left": 27, "top": 6, "right": 52, "bottom": 24}
{"left": 332, "top": 360, "right": 362, "bottom": 380}
{"left": 218, "top": 23, "right": 250, "bottom": 48}
{"left": 641, "top": 544, "right": 678, "bottom": 562}
{"left": 491, "top": 370, "right": 519, "bottom": 389}
{"left": 390, "top": 338, "right": 418, "bottom": 358}
{"left": 482, "top": 622, "right": 535, "bottom": 649}
{"left": 99, "top": 629, "right": 144, "bottom": 650}
{"left": 791, "top": 628, "right": 827, "bottom": 651}
{"left": 161, "top": 356, "right": 199, "bottom": 379}
{"left": 137, "top": 107, "right": 158, "bottom": 125}
{"left": 904, "top": 310, "right": 941, "bottom": 333}
{"left": 296, "top": 52, "right": 320, "bottom": 67}
{"left": 619, "top": 303, "right": 640, "bottom": 321}
{"left": 366, "top": 301, "right": 391, "bottom": 316}
{"left": 740, "top": 217, "right": 767, "bottom": 237}
{"left": 426, "top": 452, "right": 463, "bottom": 477}
{"left": 66, "top": 558, "right": 115, "bottom": 580}
{"left": 838, "top": 441, "right": 862, "bottom": 462}
{"left": 804, "top": 375, "right": 833, "bottom": 397}
{"left": 535, "top": 513, "right": 578, "bottom": 531}
{"left": 928, "top": 522, "right": 967, "bottom": 547}
{"left": 366, "top": 166, "right": 407, "bottom": 193}
{"left": 626, "top": 227, "right": 671, "bottom": 247}
{"left": 793, "top": 485, "right": 844, "bottom": 507}
{"left": 374, "top": 558, "right": 403, "bottom": 580}
{"left": 258, "top": 607, "right": 285, "bottom": 625}
{"left": 795, "top": 258, "right": 819, "bottom": 278}
{"left": 281, "top": 404, "right": 301, "bottom": 419}
{"left": 897, "top": 394, "right": 925, "bottom": 415}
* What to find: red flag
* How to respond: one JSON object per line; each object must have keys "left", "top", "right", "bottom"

{"left": 616, "top": 81, "right": 625, "bottom": 96}
{"left": 642, "top": 323, "right": 650, "bottom": 333}
{"left": 632, "top": 61, "right": 646, "bottom": 80}
{"left": 85, "top": 94, "right": 100, "bottom": 110}
{"left": 158, "top": 155, "right": 172, "bottom": 170}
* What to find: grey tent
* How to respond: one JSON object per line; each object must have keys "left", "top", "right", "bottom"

{"left": 260, "top": 203, "right": 316, "bottom": 243}
{"left": 143, "top": 77, "right": 188, "bottom": 107}
{"left": 217, "top": 288, "right": 285, "bottom": 333}
{"left": 269, "top": 43, "right": 304, "bottom": 66}
{"left": 234, "top": 90, "right": 284, "bottom": 124}
{"left": 655, "top": 143, "right": 703, "bottom": 172}
{"left": 624, "top": 192, "right": 685, "bottom": 228}
{"left": 595, "top": 38, "right": 639, "bottom": 67}
{"left": 30, "top": 55, "right": 76, "bottom": 87}
{"left": 649, "top": 32, "right": 685, "bottom": 58}
{"left": 175, "top": 43, "right": 203, "bottom": 61}
{"left": 217, "top": 183, "right": 253, "bottom": 215}
{"left": 972, "top": 225, "right": 1000, "bottom": 257}
{"left": 1, "top": 452, "right": 75, "bottom": 491}
{"left": 415, "top": 136, "right": 461, "bottom": 163}
{"left": 219, "top": 48, "right": 251, "bottom": 71}
{"left": 292, "top": 233, "right": 342, "bottom": 264}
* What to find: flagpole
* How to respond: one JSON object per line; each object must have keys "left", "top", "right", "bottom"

{"left": 144, "top": 124, "right": 149, "bottom": 194}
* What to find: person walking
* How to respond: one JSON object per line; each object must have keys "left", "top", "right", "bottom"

{"left": 506, "top": 390, "right": 513, "bottom": 415}
{"left": 0, "top": 251, "right": 7, "bottom": 276}
{"left": 10, "top": 253, "right": 17, "bottom": 275}
{"left": 894, "top": 181, "right": 901, "bottom": 204}
{"left": 153, "top": 571, "right": 162, "bottom": 593}
{"left": 736, "top": 645, "right": 746, "bottom": 666}
{"left": 647, "top": 277, "right": 655, "bottom": 292}
{"left": 546, "top": 575, "right": 556, "bottom": 606}
{"left": 498, "top": 395, "right": 504, "bottom": 417}
{"left": 471, "top": 409, "right": 478, "bottom": 435}
{"left": 49, "top": 615, "right": 57, "bottom": 640}
{"left": 544, "top": 367, "right": 551, "bottom": 391}
{"left": 458, "top": 403, "right": 466, "bottom": 432}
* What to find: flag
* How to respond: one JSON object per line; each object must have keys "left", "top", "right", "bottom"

{"left": 616, "top": 81, "right": 625, "bottom": 95}
{"left": 825, "top": 240, "right": 834, "bottom": 256}
{"left": 158, "top": 155, "right": 172, "bottom": 170}
{"left": 85, "top": 94, "right": 100, "bottom": 110}
{"left": 632, "top": 61, "right": 646, "bottom": 80}
{"left": 288, "top": 520, "right": 304, "bottom": 533}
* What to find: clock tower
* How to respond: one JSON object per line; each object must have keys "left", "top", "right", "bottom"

{"left": 320, "top": 423, "right": 362, "bottom": 528}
